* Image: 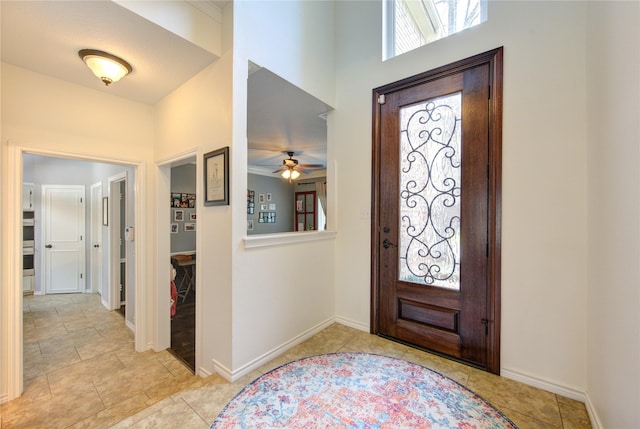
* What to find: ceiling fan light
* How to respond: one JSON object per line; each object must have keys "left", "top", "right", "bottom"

{"left": 291, "top": 170, "right": 301, "bottom": 179}
{"left": 282, "top": 169, "right": 291, "bottom": 179}
{"left": 79, "top": 49, "right": 132, "bottom": 86}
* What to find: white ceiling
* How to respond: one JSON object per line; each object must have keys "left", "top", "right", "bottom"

{"left": 247, "top": 66, "right": 332, "bottom": 174}
{"left": 1, "top": 0, "right": 330, "bottom": 173}
{"left": 1, "top": 0, "right": 218, "bottom": 104}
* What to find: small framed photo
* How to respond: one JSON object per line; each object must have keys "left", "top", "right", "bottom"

{"left": 260, "top": 204, "right": 268, "bottom": 211}
{"left": 174, "top": 210, "right": 184, "bottom": 222}
{"left": 259, "top": 194, "right": 265, "bottom": 203}
{"left": 266, "top": 193, "right": 272, "bottom": 201}
{"left": 247, "top": 219, "right": 254, "bottom": 231}
{"left": 184, "top": 222, "right": 196, "bottom": 232}
{"left": 170, "top": 223, "right": 179, "bottom": 234}
{"left": 189, "top": 213, "right": 197, "bottom": 221}
{"left": 268, "top": 203, "right": 276, "bottom": 210}
{"left": 204, "top": 146, "right": 229, "bottom": 206}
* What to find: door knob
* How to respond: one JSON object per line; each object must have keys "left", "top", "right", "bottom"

{"left": 382, "top": 238, "right": 396, "bottom": 249}
{"left": 94, "top": 244, "right": 100, "bottom": 248}
{"left": 45, "top": 244, "right": 53, "bottom": 248}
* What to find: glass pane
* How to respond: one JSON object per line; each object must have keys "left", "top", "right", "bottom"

{"left": 398, "top": 92, "right": 462, "bottom": 290}
{"left": 388, "top": 0, "right": 486, "bottom": 59}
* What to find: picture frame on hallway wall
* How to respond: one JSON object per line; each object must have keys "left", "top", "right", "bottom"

{"left": 204, "top": 146, "right": 230, "bottom": 206}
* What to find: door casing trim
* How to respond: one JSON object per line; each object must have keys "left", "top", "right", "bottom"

{"left": 1, "top": 143, "right": 147, "bottom": 401}
{"left": 370, "top": 47, "right": 503, "bottom": 374}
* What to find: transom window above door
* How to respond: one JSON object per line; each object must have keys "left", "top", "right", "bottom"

{"left": 383, "top": 0, "right": 487, "bottom": 60}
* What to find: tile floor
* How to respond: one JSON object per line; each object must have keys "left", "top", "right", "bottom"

{"left": 0, "top": 293, "right": 591, "bottom": 428}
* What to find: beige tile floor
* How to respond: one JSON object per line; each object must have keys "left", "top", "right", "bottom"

{"left": 0, "top": 293, "right": 591, "bottom": 429}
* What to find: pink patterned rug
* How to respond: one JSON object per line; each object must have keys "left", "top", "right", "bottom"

{"left": 212, "top": 352, "right": 518, "bottom": 428}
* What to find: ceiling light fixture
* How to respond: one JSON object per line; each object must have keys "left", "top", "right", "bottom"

{"left": 79, "top": 49, "right": 132, "bottom": 86}
{"left": 282, "top": 168, "right": 300, "bottom": 182}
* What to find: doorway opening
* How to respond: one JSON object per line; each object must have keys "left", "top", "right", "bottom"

{"left": 6, "top": 150, "right": 144, "bottom": 400}
{"left": 167, "top": 156, "right": 197, "bottom": 373}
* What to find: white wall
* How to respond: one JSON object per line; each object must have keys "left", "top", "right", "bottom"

{"left": 0, "top": 63, "right": 154, "bottom": 399}
{"left": 333, "top": 0, "right": 589, "bottom": 393}
{"left": 586, "top": 2, "right": 640, "bottom": 428}
{"left": 230, "top": 1, "right": 337, "bottom": 373}
{"left": 233, "top": 0, "right": 336, "bottom": 107}
{"left": 154, "top": 51, "right": 234, "bottom": 372}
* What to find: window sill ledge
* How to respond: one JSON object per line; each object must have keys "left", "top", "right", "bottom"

{"left": 243, "top": 230, "right": 337, "bottom": 249}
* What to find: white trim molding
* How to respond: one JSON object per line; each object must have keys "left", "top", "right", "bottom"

{"left": 212, "top": 317, "right": 336, "bottom": 382}
{"left": 584, "top": 393, "right": 603, "bottom": 429}
{"left": 334, "top": 316, "right": 369, "bottom": 333}
{"left": 1, "top": 143, "right": 148, "bottom": 401}
{"left": 244, "top": 230, "right": 337, "bottom": 249}
{"left": 501, "top": 368, "right": 587, "bottom": 403}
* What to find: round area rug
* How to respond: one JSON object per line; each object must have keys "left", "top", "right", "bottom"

{"left": 211, "top": 352, "right": 518, "bottom": 428}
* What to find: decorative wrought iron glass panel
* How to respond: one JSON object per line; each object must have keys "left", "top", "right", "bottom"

{"left": 399, "top": 92, "right": 462, "bottom": 290}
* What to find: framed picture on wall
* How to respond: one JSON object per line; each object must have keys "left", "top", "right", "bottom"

{"left": 204, "top": 146, "right": 229, "bottom": 206}
{"left": 170, "top": 223, "right": 178, "bottom": 234}
{"left": 189, "top": 213, "right": 197, "bottom": 221}
{"left": 174, "top": 210, "right": 184, "bottom": 222}
{"left": 184, "top": 223, "right": 196, "bottom": 232}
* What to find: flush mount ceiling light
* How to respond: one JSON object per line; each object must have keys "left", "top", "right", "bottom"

{"left": 78, "top": 49, "right": 132, "bottom": 86}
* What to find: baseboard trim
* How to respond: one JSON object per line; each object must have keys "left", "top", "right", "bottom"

{"left": 212, "top": 317, "right": 337, "bottom": 382}
{"left": 0, "top": 393, "right": 8, "bottom": 405}
{"left": 197, "top": 367, "right": 212, "bottom": 378}
{"left": 125, "top": 319, "right": 135, "bottom": 333}
{"left": 334, "top": 316, "right": 369, "bottom": 332}
{"left": 584, "top": 393, "right": 603, "bottom": 429}
{"left": 501, "top": 368, "right": 586, "bottom": 402}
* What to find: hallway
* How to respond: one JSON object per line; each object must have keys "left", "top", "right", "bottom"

{"left": 0, "top": 293, "right": 210, "bottom": 428}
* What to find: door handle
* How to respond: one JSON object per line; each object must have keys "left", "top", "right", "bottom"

{"left": 94, "top": 244, "right": 100, "bottom": 248}
{"left": 45, "top": 244, "right": 53, "bottom": 248}
{"left": 382, "top": 238, "right": 396, "bottom": 249}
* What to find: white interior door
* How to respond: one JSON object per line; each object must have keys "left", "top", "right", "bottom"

{"left": 90, "top": 183, "right": 103, "bottom": 295}
{"left": 43, "top": 185, "right": 85, "bottom": 294}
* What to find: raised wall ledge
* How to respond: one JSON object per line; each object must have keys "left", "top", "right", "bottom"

{"left": 243, "top": 230, "right": 337, "bottom": 249}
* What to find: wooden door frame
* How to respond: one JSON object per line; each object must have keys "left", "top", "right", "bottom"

{"left": 370, "top": 47, "right": 503, "bottom": 374}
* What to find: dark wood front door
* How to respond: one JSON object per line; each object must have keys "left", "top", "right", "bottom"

{"left": 371, "top": 49, "right": 503, "bottom": 373}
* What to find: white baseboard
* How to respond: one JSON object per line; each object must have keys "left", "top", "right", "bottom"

{"left": 501, "top": 368, "right": 586, "bottom": 402}
{"left": 334, "top": 316, "right": 369, "bottom": 332}
{"left": 197, "top": 367, "right": 212, "bottom": 378}
{"left": 584, "top": 393, "right": 602, "bottom": 429}
{"left": 212, "top": 317, "right": 337, "bottom": 382}
{"left": 501, "top": 368, "right": 601, "bottom": 428}
{"left": 0, "top": 393, "right": 8, "bottom": 405}
{"left": 125, "top": 319, "right": 135, "bottom": 333}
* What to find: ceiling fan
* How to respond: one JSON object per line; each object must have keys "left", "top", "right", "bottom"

{"left": 273, "top": 151, "right": 324, "bottom": 182}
